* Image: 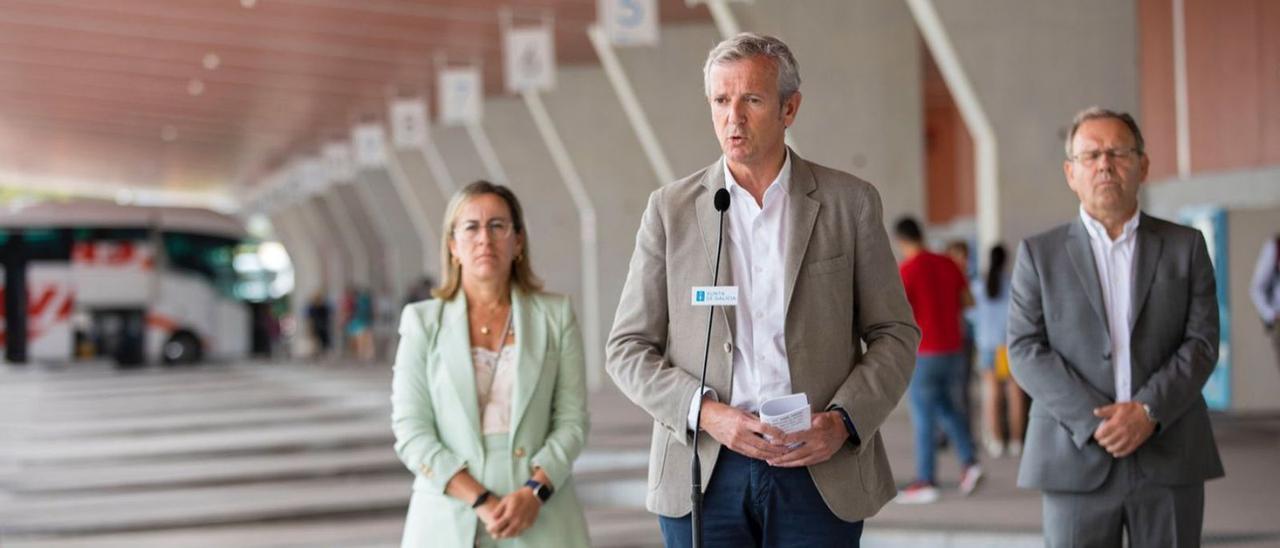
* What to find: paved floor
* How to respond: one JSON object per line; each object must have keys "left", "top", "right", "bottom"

{"left": 1, "top": 359, "right": 1277, "bottom": 547}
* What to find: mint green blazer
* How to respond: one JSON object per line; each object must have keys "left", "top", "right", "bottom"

{"left": 391, "top": 288, "right": 590, "bottom": 547}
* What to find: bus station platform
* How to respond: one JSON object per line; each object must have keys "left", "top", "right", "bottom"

{"left": 1, "top": 360, "right": 1277, "bottom": 547}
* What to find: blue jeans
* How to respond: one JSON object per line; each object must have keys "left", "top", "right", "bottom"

{"left": 908, "top": 352, "right": 977, "bottom": 483}
{"left": 659, "top": 448, "right": 864, "bottom": 547}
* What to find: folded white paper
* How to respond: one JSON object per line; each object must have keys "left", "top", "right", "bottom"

{"left": 759, "top": 393, "right": 810, "bottom": 444}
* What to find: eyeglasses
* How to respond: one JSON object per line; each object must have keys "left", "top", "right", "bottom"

{"left": 452, "top": 219, "right": 514, "bottom": 243}
{"left": 1069, "top": 147, "right": 1141, "bottom": 167}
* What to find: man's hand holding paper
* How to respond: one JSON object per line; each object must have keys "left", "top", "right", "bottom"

{"left": 766, "top": 398, "right": 852, "bottom": 468}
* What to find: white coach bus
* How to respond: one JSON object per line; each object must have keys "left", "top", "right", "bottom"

{"left": 0, "top": 200, "right": 250, "bottom": 366}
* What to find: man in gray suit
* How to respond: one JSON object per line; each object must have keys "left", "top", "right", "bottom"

{"left": 606, "top": 33, "right": 919, "bottom": 547}
{"left": 1008, "top": 107, "right": 1224, "bottom": 546}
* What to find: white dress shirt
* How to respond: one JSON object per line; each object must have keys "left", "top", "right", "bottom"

{"left": 1080, "top": 206, "right": 1140, "bottom": 403}
{"left": 689, "top": 153, "right": 793, "bottom": 430}
{"left": 1249, "top": 239, "right": 1279, "bottom": 324}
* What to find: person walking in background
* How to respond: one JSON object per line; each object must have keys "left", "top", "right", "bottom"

{"left": 306, "top": 292, "right": 332, "bottom": 356}
{"left": 971, "top": 244, "right": 1026, "bottom": 458}
{"left": 945, "top": 239, "right": 976, "bottom": 440}
{"left": 1249, "top": 233, "right": 1280, "bottom": 372}
{"left": 893, "top": 217, "right": 981, "bottom": 505}
{"left": 391, "top": 181, "right": 590, "bottom": 547}
{"left": 1008, "top": 107, "right": 1223, "bottom": 546}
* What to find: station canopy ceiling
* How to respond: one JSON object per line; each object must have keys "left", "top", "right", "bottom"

{"left": 0, "top": 0, "right": 709, "bottom": 205}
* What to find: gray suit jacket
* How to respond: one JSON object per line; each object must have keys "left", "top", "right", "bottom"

{"left": 605, "top": 151, "right": 920, "bottom": 522}
{"left": 1008, "top": 213, "right": 1224, "bottom": 493}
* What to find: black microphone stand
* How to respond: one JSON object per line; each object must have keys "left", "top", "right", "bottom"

{"left": 691, "top": 188, "right": 730, "bottom": 548}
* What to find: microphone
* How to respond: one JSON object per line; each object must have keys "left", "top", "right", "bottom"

{"left": 691, "top": 187, "right": 730, "bottom": 548}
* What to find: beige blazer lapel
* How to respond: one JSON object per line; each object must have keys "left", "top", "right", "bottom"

{"left": 438, "top": 294, "right": 484, "bottom": 451}
{"left": 782, "top": 153, "right": 820, "bottom": 311}
{"left": 697, "top": 160, "right": 736, "bottom": 338}
{"left": 509, "top": 288, "right": 547, "bottom": 439}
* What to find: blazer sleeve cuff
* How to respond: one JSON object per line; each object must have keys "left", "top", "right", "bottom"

{"left": 419, "top": 452, "right": 468, "bottom": 495}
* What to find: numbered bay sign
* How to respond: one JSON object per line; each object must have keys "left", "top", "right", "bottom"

{"left": 324, "top": 142, "right": 357, "bottom": 181}
{"left": 350, "top": 124, "right": 386, "bottom": 170}
{"left": 438, "top": 66, "right": 483, "bottom": 126}
{"left": 599, "top": 0, "right": 658, "bottom": 46}
{"left": 504, "top": 25, "right": 556, "bottom": 93}
{"left": 390, "top": 98, "right": 428, "bottom": 148}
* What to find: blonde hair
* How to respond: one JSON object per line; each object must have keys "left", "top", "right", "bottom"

{"left": 432, "top": 180, "right": 543, "bottom": 300}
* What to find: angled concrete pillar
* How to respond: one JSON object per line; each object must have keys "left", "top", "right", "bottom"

{"left": 432, "top": 125, "right": 491, "bottom": 186}
{"left": 296, "top": 196, "right": 349, "bottom": 354}
{"left": 535, "top": 65, "right": 662, "bottom": 389}
{"left": 480, "top": 96, "right": 584, "bottom": 317}
{"left": 603, "top": 22, "right": 724, "bottom": 180}
{"left": 390, "top": 149, "right": 445, "bottom": 277}
{"left": 925, "top": 0, "right": 1139, "bottom": 244}
{"left": 731, "top": 0, "right": 926, "bottom": 230}
{"left": 355, "top": 167, "right": 427, "bottom": 301}
{"left": 270, "top": 206, "right": 323, "bottom": 355}
{"left": 333, "top": 183, "right": 390, "bottom": 295}
{"left": 317, "top": 189, "right": 370, "bottom": 289}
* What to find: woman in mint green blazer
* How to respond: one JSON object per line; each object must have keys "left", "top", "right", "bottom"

{"left": 391, "top": 181, "right": 590, "bottom": 547}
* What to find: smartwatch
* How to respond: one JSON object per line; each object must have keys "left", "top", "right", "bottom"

{"left": 524, "top": 479, "right": 554, "bottom": 503}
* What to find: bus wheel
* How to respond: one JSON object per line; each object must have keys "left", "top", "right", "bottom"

{"left": 162, "top": 332, "right": 202, "bottom": 365}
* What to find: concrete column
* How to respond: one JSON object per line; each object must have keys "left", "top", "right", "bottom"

{"left": 269, "top": 207, "right": 322, "bottom": 356}
{"left": 732, "top": 0, "right": 926, "bottom": 230}
{"left": 333, "top": 183, "right": 390, "bottom": 295}
{"left": 355, "top": 167, "right": 427, "bottom": 301}
{"left": 317, "top": 189, "right": 370, "bottom": 289}
{"left": 607, "top": 22, "right": 724, "bottom": 179}
{"left": 480, "top": 96, "right": 583, "bottom": 311}
{"left": 391, "top": 148, "right": 445, "bottom": 277}
{"left": 431, "top": 124, "right": 491, "bottom": 187}
{"left": 928, "top": 0, "right": 1139, "bottom": 245}
{"left": 536, "top": 65, "right": 662, "bottom": 388}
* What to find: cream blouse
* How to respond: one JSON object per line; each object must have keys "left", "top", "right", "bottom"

{"left": 472, "top": 343, "right": 517, "bottom": 435}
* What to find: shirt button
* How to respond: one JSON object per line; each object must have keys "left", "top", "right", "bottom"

{"left": 723, "top": 342, "right": 733, "bottom": 354}
{"left": 514, "top": 447, "right": 526, "bottom": 458}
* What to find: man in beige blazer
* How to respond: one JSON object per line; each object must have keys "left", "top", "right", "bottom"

{"left": 606, "top": 33, "right": 919, "bottom": 547}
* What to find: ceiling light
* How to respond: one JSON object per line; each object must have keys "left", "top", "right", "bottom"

{"left": 241, "top": 0, "right": 257, "bottom": 8}
{"left": 161, "top": 125, "right": 179, "bottom": 142}
{"left": 203, "top": 53, "right": 221, "bottom": 70}
{"left": 188, "top": 79, "right": 205, "bottom": 96}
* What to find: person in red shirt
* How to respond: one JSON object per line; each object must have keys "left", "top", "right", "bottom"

{"left": 893, "top": 217, "right": 982, "bottom": 504}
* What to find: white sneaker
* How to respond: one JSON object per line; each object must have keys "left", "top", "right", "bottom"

{"left": 959, "top": 464, "right": 984, "bottom": 496}
{"left": 1008, "top": 440, "right": 1023, "bottom": 457}
{"left": 894, "top": 481, "right": 940, "bottom": 504}
{"left": 984, "top": 438, "right": 1005, "bottom": 458}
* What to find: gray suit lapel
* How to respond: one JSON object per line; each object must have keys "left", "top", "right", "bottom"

{"left": 1066, "top": 220, "right": 1108, "bottom": 327}
{"left": 696, "top": 160, "right": 735, "bottom": 338}
{"left": 1130, "top": 215, "right": 1163, "bottom": 330}
{"left": 783, "top": 154, "right": 819, "bottom": 310}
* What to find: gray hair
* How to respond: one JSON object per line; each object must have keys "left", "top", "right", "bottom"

{"left": 703, "top": 33, "right": 801, "bottom": 102}
{"left": 1064, "top": 107, "right": 1146, "bottom": 158}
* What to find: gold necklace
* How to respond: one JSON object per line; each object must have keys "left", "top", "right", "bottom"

{"left": 476, "top": 302, "right": 509, "bottom": 335}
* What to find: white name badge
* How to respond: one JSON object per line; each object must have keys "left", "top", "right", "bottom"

{"left": 691, "top": 286, "right": 738, "bottom": 306}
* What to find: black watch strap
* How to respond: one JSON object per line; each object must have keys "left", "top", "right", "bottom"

{"left": 470, "top": 490, "right": 492, "bottom": 509}
{"left": 524, "top": 479, "right": 553, "bottom": 503}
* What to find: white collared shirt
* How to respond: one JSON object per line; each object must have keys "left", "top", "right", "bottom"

{"left": 1250, "top": 239, "right": 1279, "bottom": 324}
{"left": 1080, "top": 206, "right": 1140, "bottom": 403}
{"left": 688, "top": 153, "right": 793, "bottom": 430}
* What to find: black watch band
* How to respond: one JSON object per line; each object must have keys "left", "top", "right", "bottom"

{"left": 470, "top": 490, "right": 492, "bottom": 509}
{"left": 524, "top": 479, "right": 553, "bottom": 503}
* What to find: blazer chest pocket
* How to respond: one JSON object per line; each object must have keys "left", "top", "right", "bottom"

{"left": 805, "top": 254, "right": 849, "bottom": 276}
